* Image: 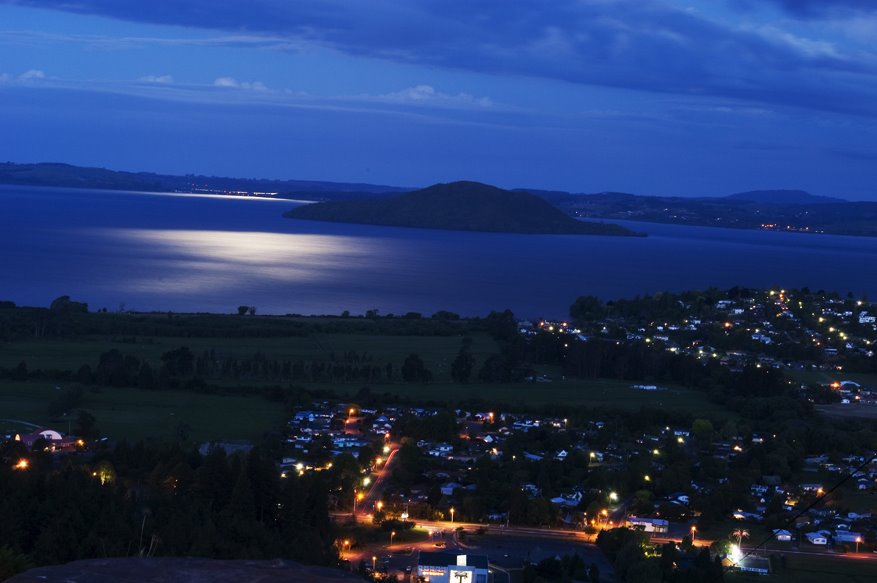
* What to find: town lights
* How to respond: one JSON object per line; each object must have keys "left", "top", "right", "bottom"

{"left": 383, "top": 445, "right": 390, "bottom": 454}
{"left": 609, "top": 492, "right": 618, "bottom": 502}
{"left": 363, "top": 477, "right": 371, "bottom": 487}
{"left": 13, "top": 458, "right": 29, "bottom": 470}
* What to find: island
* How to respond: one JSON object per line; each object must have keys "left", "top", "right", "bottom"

{"left": 284, "top": 181, "right": 639, "bottom": 236}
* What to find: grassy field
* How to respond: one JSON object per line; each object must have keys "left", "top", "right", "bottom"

{"left": 0, "top": 380, "right": 288, "bottom": 443}
{"left": 727, "top": 554, "right": 877, "bottom": 582}
{"left": 0, "top": 328, "right": 734, "bottom": 444}
{"left": 0, "top": 333, "right": 499, "bottom": 382}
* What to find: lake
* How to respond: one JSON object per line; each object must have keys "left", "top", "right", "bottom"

{"left": 2, "top": 184, "right": 876, "bottom": 318}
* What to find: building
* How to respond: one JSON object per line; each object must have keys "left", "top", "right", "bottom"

{"left": 627, "top": 516, "right": 669, "bottom": 533}
{"left": 14, "top": 428, "right": 77, "bottom": 451}
{"left": 417, "top": 552, "right": 489, "bottom": 583}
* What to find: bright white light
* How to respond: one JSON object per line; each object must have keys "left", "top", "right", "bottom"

{"left": 730, "top": 544, "right": 742, "bottom": 563}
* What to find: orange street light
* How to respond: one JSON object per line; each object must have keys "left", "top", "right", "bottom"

{"left": 450, "top": 507, "right": 455, "bottom": 524}
{"left": 376, "top": 501, "right": 384, "bottom": 512}
{"left": 13, "top": 458, "right": 29, "bottom": 470}
{"left": 390, "top": 531, "right": 396, "bottom": 547}
{"left": 691, "top": 526, "right": 697, "bottom": 543}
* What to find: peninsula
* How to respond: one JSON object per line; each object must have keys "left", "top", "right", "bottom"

{"left": 284, "top": 181, "right": 638, "bottom": 236}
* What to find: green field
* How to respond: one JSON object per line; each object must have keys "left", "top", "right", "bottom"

{"left": 0, "top": 380, "right": 288, "bottom": 442}
{"left": 727, "top": 554, "right": 877, "bottom": 582}
{"left": 0, "top": 327, "right": 733, "bottom": 443}
{"left": 0, "top": 333, "right": 500, "bottom": 382}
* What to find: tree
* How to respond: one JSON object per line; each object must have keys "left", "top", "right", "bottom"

{"left": 401, "top": 353, "right": 431, "bottom": 383}
{"left": 692, "top": 418, "right": 715, "bottom": 445}
{"left": 75, "top": 409, "right": 98, "bottom": 439}
{"left": 161, "top": 346, "right": 195, "bottom": 377}
{"left": 237, "top": 306, "right": 249, "bottom": 316}
{"left": 451, "top": 347, "right": 475, "bottom": 383}
{"left": 570, "top": 295, "right": 606, "bottom": 324}
{"left": 732, "top": 528, "right": 750, "bottom": 547}
{"left": 49, "top": 295, "right": 88, "bottom": 313}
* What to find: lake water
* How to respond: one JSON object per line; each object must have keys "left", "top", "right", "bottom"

{"left": 2, "top": 184, "right": 876, "bottom": 318}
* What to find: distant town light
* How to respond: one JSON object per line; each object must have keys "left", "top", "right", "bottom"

{"left": 13, "top": 459, "right": 29, "bottom": 470}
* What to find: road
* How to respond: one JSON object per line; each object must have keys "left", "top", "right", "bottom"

{"left": 356, "top": 443, "right": 399, "bottom": 518}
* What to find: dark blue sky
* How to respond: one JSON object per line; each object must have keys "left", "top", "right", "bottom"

{"left": 1, "top": 0, "right": 876, "bottom": 198}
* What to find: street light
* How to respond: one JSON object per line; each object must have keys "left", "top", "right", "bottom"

{"left": 372, "top": 556, "right": 377, "bottom": 571}
{"left": 376, "top": 501, "right": 384, "bottom": 512}
{"left": 857, "top": 536, "right": 863, "bottom": 553}
{"left": 691, "top": 526, "right": 697, "bottom": 544}
{"left": 390, "top": 531, "right": 396, "bottom": 547}
{"left": 450, "top": 507, "right": 455, "bottom": 524}
{"left": 353, "top": 491, "right": 364, "bottom": 516}
{"left": 609, "top": 491, "right": 618, "bottom": 503}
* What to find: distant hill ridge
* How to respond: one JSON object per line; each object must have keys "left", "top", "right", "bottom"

{"left": 0, "top": 162, "right": 408, "bottom": 197}
{"left": 284, "top": 180, "right": 639, "bottom": 236}
{"left": 723, "top": 189, "right": 844, "bottom": 205}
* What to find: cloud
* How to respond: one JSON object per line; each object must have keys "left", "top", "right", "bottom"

{"left": 367, "top": 85, "right": 493, "bottom": 109}
{"left": 213, "top": 77, "right": 268, "bottom": 91}
{"left": 18, "top": 68, "right": 45, "bottom": 80}
{"left": 4, "top": 0, "right": 877, "bottom": 116}
{"left": 138, "top": 74, "right": 173, "bottom": 84}
{"left": 0, "top": 69, "right": 46, "bottom": 83}
{"left": 750, "top": 0, "right": 877, "bottom": 17}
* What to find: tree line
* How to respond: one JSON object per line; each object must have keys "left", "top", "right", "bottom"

{"left": 0, "top": 441, "right": 336, "bottom": 577}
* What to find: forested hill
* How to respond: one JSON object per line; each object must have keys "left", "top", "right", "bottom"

{"left": 285, "top": 181, "right": 639, "bottom": 236}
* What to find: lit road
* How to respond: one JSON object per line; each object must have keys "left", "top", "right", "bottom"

{"left": 354, "top": 442, "right": 399, "bottom": 519}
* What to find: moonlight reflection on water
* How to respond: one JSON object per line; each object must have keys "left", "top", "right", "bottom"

{"left": 103, "top": 229, "right": 384, "bottom": 294}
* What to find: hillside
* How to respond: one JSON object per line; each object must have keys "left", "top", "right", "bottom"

{"left": 0, "top": 162, "right": 406, "bottom": 199}
{"left": 553, "top": 190, "right": 877, "bottom": 236}
{"left": 285, "top": 181, "right": 638, "bottom": 236}
{"left": 724, "top": 189, "right": 844, "bottom": 205}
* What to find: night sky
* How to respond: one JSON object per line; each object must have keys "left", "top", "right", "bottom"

{"left": 1, "top": 0, "right": 876, "bottom": 199}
